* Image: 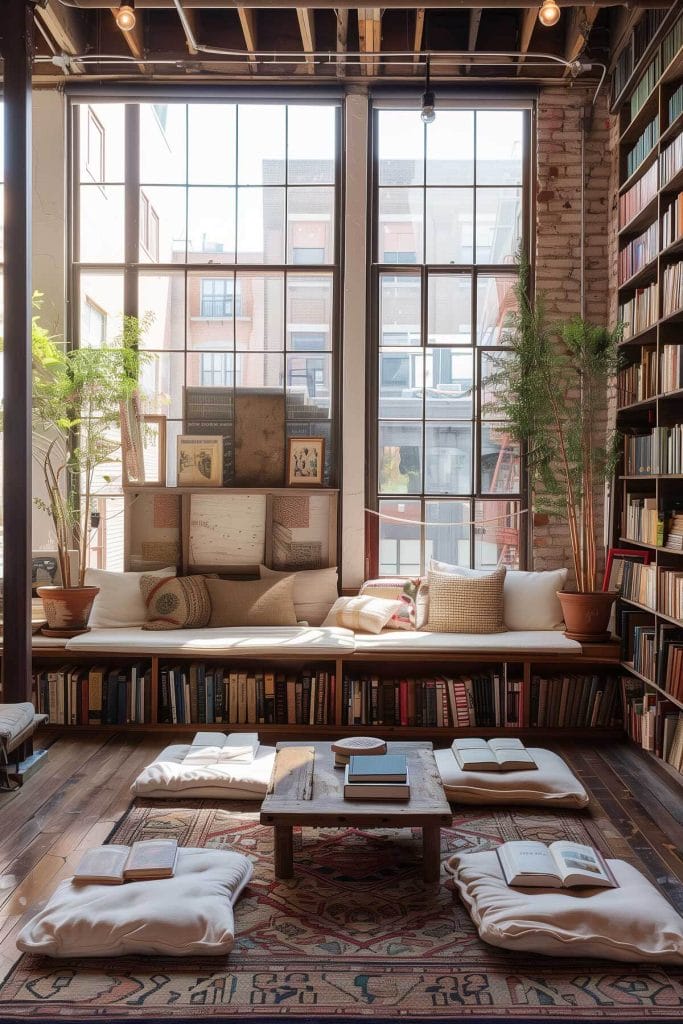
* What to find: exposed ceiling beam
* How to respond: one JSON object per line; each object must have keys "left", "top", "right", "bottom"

{"left": 516, "top": 7, "right": 537, "bottom": 76}
{"left": 109, "top": 7, "right": 146, "bottom": 64}
{"left": 38, "top": 0, "right": 88, "bottom": 60}
{"left": 67, "top": 1, "right": 671, "bottom": 9}
{"left": 358, "top": 8, "right": 381, "bottom": 78}
{"left": 296, "top": 9, "right": 316, "bottom": 74}
{"left": 413, "top": 8, "right": 424, "bottom": 73}
{"left": 563, "top": 5, "right": 600, "bottom": 72}
{"left": 464, "top": 7, "right": 482, "bottom": 75}
{"left": 237, "top": 7, "right": 257, "bottom": 73}
{"left": 336, "top": 8, "right": 348, "bottom": 79}
{"left": 178, "top": 3, "right": 199, "bottom": 53}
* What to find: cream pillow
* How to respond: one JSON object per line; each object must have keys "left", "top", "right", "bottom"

{"left": 359, "top": 577, "right": 421, "bottom": 630}
{"left": 430, "top": 560, "right": 567, "bottom": 631}
{"left": 16, "top": 848, "right": 253, "bottom": 957}
{"left": 448, "top": 851, "right": 683, "bottom": 964}
{"left": 206, "top": 576, "right": 298, "bottom": 628}
{"left": 259, "top": 565, "right": 338, "bottom": 626}
{"left": 85, "top": 566, "right": 176, "bottom": 628}
{"left": 427, "top": 567, "right": 506, "bottom": 634}
{"left": 434, "top": 747, "right": 589, "bottom": 808}
{"left": 322, "top": 595, "right": 404, "bottom": 634}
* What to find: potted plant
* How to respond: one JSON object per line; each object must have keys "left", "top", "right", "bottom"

{"left": 29, "top": 300, "right": 149, "bottom": 635}
{"left": 488, "top": 253, "right": 622, "bottom": 640}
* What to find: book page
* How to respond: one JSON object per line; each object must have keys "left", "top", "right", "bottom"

{"left": 488, "top": 737, "right": 526, "bottom": 751}
{"left": 73, "top": 845, "right": 129, "bottom": 885}
{"left": 498, "top": 841, "right": 561, "bottom": 885}
{"left": 549, "top": 842, "right": 615, "bottom": 887}
{"left": 451, "top": 738, "right": 489, "bottom": 750}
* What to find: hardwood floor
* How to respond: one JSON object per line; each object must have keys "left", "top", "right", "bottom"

{"left": 0, "top": 731, "right": 681, "bottom": 985}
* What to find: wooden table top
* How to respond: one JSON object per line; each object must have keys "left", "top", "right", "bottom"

{"left": 260, "top": 740, "right": 452, "bottom": 827}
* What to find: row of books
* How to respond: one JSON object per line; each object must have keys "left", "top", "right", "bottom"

{"left": 618, "top": 221, "right": 657, "bottom": 284}
{"left": 661, "top": 192, "right": 683, "bottom": 248}
{"left": 669, "top": 83, "right": 683, "bottom": 128}
{"left": 621, "top": 612, "right": 683, "bottom": 700}
{"left": 660, "top": 343, "right": 683, "bottom": 394}
{"left": 33, "top": 664, "right": 151, "bottom": 725}
{"left": 341, "top": 672, "right": 524, "bottom": 728}
{"left": 660, "top": 132, "right": 683, "bottom": 188}
{"left": 622, "top": 677, "right": 683, "bottom": 771}
{"left": 619, "top": 282, "right": 658, "bottom": 338}
{"left": 662, "top": 12, "right": 683, "bottom": 77}
{"left": 623, "top": 424, "right": 683, "bottom": 475}
{"left": 619, "top": 161, "right": 657, "bottom": 228}
{"left": 626, "top": 116, "right": 658, "bottom": 179}
{"left": 659, "top": 569, "right": 683, "bottom": 623}
{"left": 657, "top": 622, "right": 683, "bottom": 702}
{"left": 529, "top": 674, "right": 618, "bottom": 729}
{"left": 663, "top": 260, "right": 683, "bottom": 315}
{"left": 159, "top": 665, "right": 336, "bottom": 726}
{"left": 619, "top": 553, "right": 657, "bottom": 608}
{"left": 629, "top": 56, "right": 660, "bottom": 120}
{"left": 612, "top": 9, "right": 667, "bottom": 103}
{"left": 617, "top": 346, "right": 657, "bottom": 406}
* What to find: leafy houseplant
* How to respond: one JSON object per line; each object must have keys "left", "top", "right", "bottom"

{"left": 488, "top": 254, "right": 622, "bottom": 639}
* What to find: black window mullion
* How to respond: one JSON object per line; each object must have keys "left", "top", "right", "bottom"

{"left": 124, "top": 103, "right": 139, "bottom": 320}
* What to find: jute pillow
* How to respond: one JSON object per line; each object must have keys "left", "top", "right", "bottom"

{"left": 206, "top": 576, "right": 298, "bottom": 628}
{"left": 140, "top": 575, "right": 212, "bottom": 631}
{"left": 426, "top": 567, "right": 506, "bottom": 633}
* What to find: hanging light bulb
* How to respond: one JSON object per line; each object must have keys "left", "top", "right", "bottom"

{"left": 116, "top": 2, "right": 136, "bottom": 32}
{"left": 538, "top": 0, "right": 561, "bottom": 27}
{"left": 421, "top": 58, "right": 436, "bottom": 125}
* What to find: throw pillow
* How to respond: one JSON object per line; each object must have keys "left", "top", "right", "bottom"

{"left": 206, "top": 576, "right": 298, "bottom": 628}
{"left": 85, "top": 567, "right": 176, "bottom": 628}
{"left": 258, "top": 565, "right": 338, "bottom": 626}
{"left": 358, "top": 577, "right": 420, "bottom": 630}
{"left": 322, "top": 595, "right": 404, "bottom": 634}
{"left": 426, "top": 567, "right": 506, "bottom": 633}
{"left": 430, "top": 560, "right": 568, "bottom": 631}
{"left": 140, "top": 575, "right": 212, "bottom": 631}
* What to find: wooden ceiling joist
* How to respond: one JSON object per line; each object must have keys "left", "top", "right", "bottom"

{"left": 413, "top": 8, "right": 425, "bottom": 73}
{"left": 237, "top": 8, "right": 258, "bottom": 73}
{"left": 109, "top": 6, "right": 146, "bottom": 65}
{"left": 296, "top": 9, "right": 316, "bottom": 74}
{"left": 563, "top": 5, "right": 600, "bottom": 72}
{"left": 358, "top": 8, "right": 382, "bottom": 77}
{"left": 465, "top": 7, "right": 482, "bottom": 74}
{"left": 336, "top": 9, "right": 348, "bottom": 79}
{"left": 516, "top": 7, "right": 537, "bottom": 75}
{"left": 38, "top": 0, "right": 88, "bottom": 62}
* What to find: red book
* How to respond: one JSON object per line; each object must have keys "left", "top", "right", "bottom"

{"left": 399, "top": 680, "right": 409, "bottom": 726}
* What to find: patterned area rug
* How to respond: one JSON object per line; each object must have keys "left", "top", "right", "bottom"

{"left": 0, "top": 801, "right": 682, "bottom": 1022}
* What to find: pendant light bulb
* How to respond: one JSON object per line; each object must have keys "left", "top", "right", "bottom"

{"left": 421, "top": 58, "right": 436, "bottom": 125}
{"left": 116, "top": 2, "right": 136, "bottom": 32}
{"left": 538, "top": 0, "right": 561, "bottom": 28}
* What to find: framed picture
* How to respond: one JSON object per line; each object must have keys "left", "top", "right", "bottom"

{"left": 286, "top": 436, "right": 325, "bottom": 487}
{"left": 122, "top": 415, "right": 167, "bottom": 487}
{"left": 177, "top": 435, "right": 223, "bottom": 487}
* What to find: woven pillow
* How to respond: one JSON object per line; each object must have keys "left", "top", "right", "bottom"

{"left": 206, "top": 576, "right": 298, "bottom": 628}
{"left": 140, "top": 575, "right": 212, "bottom": 631}
{"left": 426, "top": 567, "right": 506, "bottom": 633}
{"left": 322, "top": 595, "right": 404, "bottom": 634}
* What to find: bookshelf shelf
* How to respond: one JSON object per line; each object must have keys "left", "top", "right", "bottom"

{"left": 618, "top": 324, "right": 658, "bottom": 348}
{"left": 617, "top": 257, "right": 658, "bottom": 293}
{"left": 616, "top": 396, "right": 657, "bottom": 414}
{"left": 618, "top": 145, "right": 659, "bottom": 197}
{"left": 618, "top": 195, "right": 658, "bottom": 238}
{"left": 660, "top": 109, "right": 683, "bottom": 148}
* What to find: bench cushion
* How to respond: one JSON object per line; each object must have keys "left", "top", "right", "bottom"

{"left": 352, "top": 630, "right": 581, "bottom": 654}
{"left": 0, "top": 703, "right": 43, "bottom": 756}
{"left": 131, "top": 742, "right": 276, "bottom": 799}
{"left": 16, "top": 848, "right": 252, "bottom": 958}
{"left": 64, "top": 625, "right": 356, "bottom": 656}
{"left": 435, "top": 747, "right": 589, "bottom": 808}
{"left": 447, "top": 850, "right": 683, "bottom": 963}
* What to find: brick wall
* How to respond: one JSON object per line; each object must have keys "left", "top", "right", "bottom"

{"left": 531, "top": 85, "right": 619, "bottom": 587}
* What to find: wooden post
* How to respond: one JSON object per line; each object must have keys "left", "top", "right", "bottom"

{"left": 2, "top": 0, "right": 34, "bottom": 703}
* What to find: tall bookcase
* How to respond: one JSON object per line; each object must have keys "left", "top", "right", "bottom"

{"left": 614, "top": 7, "right": 683, "bottom": 782}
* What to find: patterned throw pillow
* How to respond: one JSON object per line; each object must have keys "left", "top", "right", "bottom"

{"left": 322, "top": 595, "right": 405, "bottom": 634}
{"left": 140, "top": 575, "right": 212, "bottom": 631}
{"left": 359, "top": 577, "right": 422, "bottom": 630}
{"left": 426, "top": 567, "right": 506, "bottom": 634}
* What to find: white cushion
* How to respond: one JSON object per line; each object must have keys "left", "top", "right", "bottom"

{"left": 65, "top": 625, "right": 356, "bottom": 656}
{"left": 259, "top": 565, "right": 338, "bottom": 626}
{"left": 448, "top": 851, "right": 683, "bottom": 964}
{"left": 16, "top": 848, "right": 252, "bottom": 957}
{"left": 352, "top": 630, "right": 581, "bottom": 654}
{"left": 430, "top": 561, "right": 568, "bottom": 631}
{"left": 435, "top": 747, "right": 589, "bottom": 808}
{"left": 85, "top": 567, "right": 176, "bottom": 628}
{"left": 131, "top": 742, "right": 277, "bottom": 799}
{"left": 322, "top": 595, "right": 404, "bottom": 634}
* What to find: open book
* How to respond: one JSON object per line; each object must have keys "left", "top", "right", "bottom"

{"left": 183, "top": 732, "right": 259, "bottom": 766}
{"left": 73, "top": 840, "right": 178, "bottom": 885}
{"left": 497, "top": 841, "right": 617, "bottom": 889}
{"left": 452, "top": 737, "right": 537, "bottom": 772}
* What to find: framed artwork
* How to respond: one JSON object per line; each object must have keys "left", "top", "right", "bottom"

{"left": 122, "top": 415, "right": 167, "bottom": 487}
{"left": 186, "top": 493, "right": 267, "bottom": 572}
{"left": 286, "top": 436, "right": 325, "bottom": 487}
{"left": 177, "top": 435, "right": 223, "bottom": 487}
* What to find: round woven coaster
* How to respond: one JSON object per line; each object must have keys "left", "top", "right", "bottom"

{"left": 331, "top": 736, "right": 387, "bottom": 756}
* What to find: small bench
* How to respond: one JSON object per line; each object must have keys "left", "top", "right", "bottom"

{"left": 0, "top": 703, "right": 48, "bottom": 788}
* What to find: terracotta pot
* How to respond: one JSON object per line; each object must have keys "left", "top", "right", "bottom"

{"left": 557, "top": 590, "right": 616, "bottom": 642}
{"left": 36, "top": 585, "right": 99, "bottom": 637}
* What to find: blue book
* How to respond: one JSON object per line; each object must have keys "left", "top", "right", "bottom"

{"left": 348, "top": 753, "right": 407, "bottom": 783}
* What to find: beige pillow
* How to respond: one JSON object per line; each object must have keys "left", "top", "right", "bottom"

{"left": 259, "top": 565, "right": 338, "bottom": 626}
{"left": 85, "top": 566, "right": 176, "bottom": 628}
{"left": 434, "top": 747, "right": 589, "bottom": 808}
{"left": 427, "top": 567, "right": 506, "bottom": 633}
{"left": 206, "top": 576, "right": 297, "bottom": 628}
{"left": 322, "top": 595, "right": 404, "bottom": 634}
{"left": 358, "top": 577, "right": 421, "bottom": 630}
{"left": 140, "top": 575, "right": 212, "bottom": 631}
{"left": 447, "top": 851, "right": 683, "bottom": 964}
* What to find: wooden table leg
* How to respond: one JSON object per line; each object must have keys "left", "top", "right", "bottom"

{"left": 273, "top": 825, "right": 294, "bottom": 878}
{"left": 422, "top": 825, "right": 441, "bottom": 883}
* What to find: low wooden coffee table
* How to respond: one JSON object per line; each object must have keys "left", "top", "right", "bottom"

{"left": 260, "top": 741, "right": 452, "bottom": 883}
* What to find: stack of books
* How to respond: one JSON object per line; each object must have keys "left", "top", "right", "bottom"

{"left": 343, "top": 753, "right": 410, "bottom": 801}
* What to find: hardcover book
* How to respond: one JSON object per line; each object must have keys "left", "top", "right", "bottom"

{"left": 451, "top": 737, "right": 537, "bottom": 772}
{"left": 496, "top": 840, "right": 617, "bottom": 890}
{"left": 73, "top": 840, "right": 178, "bottom": 885}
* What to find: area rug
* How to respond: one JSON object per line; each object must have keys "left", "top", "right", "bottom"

{"left": 0, "top": 801, "right": 681, "bottom": 1022}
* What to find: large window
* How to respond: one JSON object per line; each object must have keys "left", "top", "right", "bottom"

{"left": 370, "top": 105, "right": 529, "bottom": 576}
{"left": 73, "top": 100, "right": 340, "bottom": 567}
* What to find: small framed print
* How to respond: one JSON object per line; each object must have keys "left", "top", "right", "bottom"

{"left": 177, "top": 435, "right": 223, "bottom": 487}
{"left": 286, "top": 436, "right": 325, "bottom": 487}
{"left": 123, "top": 415, "right": 167, "bottom": 487}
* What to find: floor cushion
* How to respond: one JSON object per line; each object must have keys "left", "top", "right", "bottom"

{"left": 16, "top": 848, "right": 252, "bottom": 958}
{"left": 434, "top": 747, "right": 589, "bottom": 808}
{"left": 131, "top": 742, "right": 276, "bottom": 799}
{"left": 447, "top": 850, "right": 683, "bottom": 963}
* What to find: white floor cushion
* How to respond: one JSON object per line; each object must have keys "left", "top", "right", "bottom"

{"left": 435, "top": 747, "right": 589, "bottom": 808}
{"left": 131, "top": 743, "right": 277, "bottom": 799}
{"left": 16, "top": 848, "right": 252, "bottom": 958}
{"left": 448, "top": 850, "right": 683, "bottom": 964}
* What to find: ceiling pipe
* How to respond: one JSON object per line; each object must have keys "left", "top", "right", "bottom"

{"left": 55, "top": 0, "right": 670, "bottom": 10}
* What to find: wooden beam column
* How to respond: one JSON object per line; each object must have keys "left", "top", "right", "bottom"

{"left": 1, "top": 0, "right": 34, "bottom": 703}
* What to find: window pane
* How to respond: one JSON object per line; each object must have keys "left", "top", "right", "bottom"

{"left": 79, "top": 273, "right": 124, "bottom": 345}
{"left": 426, "top": 500, "right": 470, "bottom": 568}
{"left": 288, "top": 106, "right": 336, "bottom": 184}
{"left": 425, "top": 349, "right": 473, "bottom": 419}
{"left": 476, "top": 275, "right": 517, "bottom": 345}
{"left": 475, "top": 500, "right": 521, "bottom": 569}
{"left": 79, "top": 104, "right": 125, "bottom": 183}
{"left": 139, "top": 272, "right": 185, "bottom": 351}
{"left": 287, "top": 352, "right": 331, "bottom": 418}
{"left": 481, "top": 424, "right": 521, "bottom": 494}
{"left": 187, "top": 187, "right": 236, "bottom": 262}
{"left": 237, "top": 187, "right": 285, "bottom": 264}
{"left": 475, "top": 187, "right": 522, "bottom": 264}
{"left": 187, "top": 351, "right": 234, "bottom": 390}
{"left": 238, "top": 105, "right": 286, "bottom": 185}
{"left": 378, "top": 188, "right": 423, "bottom": 263}
{"left": 425, "top": 189, "right": 473, "bottom": 264}
{"left": 379, "top": 349, "right": 423, "bottom": 419}
{"left": 381, "top": 274, "right": 421, "bottom": 347}
{"left": 79, "top": 185, "right": 124, "bottom": 262}
{"left": 378, "top": 110, "right": 424, "bottom": 187}
{"left": 86, "top": 496, "right": 125, "bottom": 572}
{"left": 187, "top": 272, "right": 235, "bottom": 350}
{"left": 428, "top": 274, "right": 471, "bottom": 345}
{"left": 286, "top": 273, "right": 333, "bottom": 351}
{"left": 236, "top": 272, "right": 284, "bottom": 351}
{"left": 378, "top": 499, "right": 421, "bottom": 575}
{"left": 140, "top": 352, "right": 185, "bottom": 418}
{"left": 425, "top": 423, "right": 472, "bottom": 494}
{"left": 379, "top": 422, "right": 422, "bottom": 494}
{"left": 139, "top": 186, "right": 187, "bottom": 263}
{"left": 188, "top": 104, "right": 236, "bottom": 185}
{"left": 235, "top": 352, "right": 284, "bottom": 390}
{"left": 287, "top": 187, "right": 334, "bottom": 265}
{"left": 426, "top": 111, "right": 474, "bottom": 186}
{"left": 476, "top": 110, "right": 524, "bottom": 186}
{"left": 140, "top": 104, "right": 187, "bottom": 184}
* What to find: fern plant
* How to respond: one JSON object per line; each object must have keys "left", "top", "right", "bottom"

{"left": 487, "top": 253, "right": 622, "bottom": 592}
